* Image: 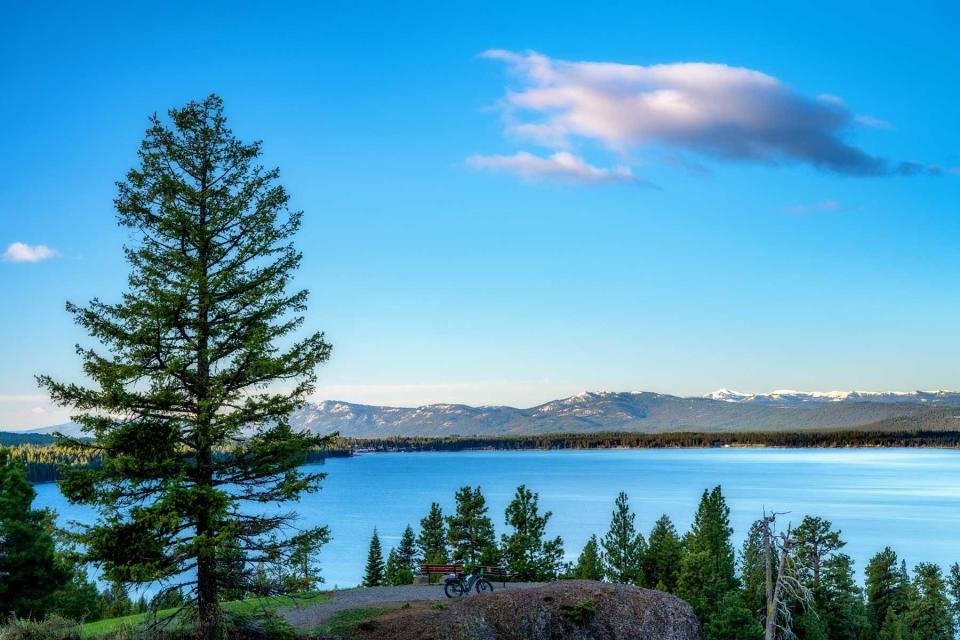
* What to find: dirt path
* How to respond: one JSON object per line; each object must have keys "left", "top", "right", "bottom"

{"left": 281, "top": 582, "right": 545, "bottom": 630}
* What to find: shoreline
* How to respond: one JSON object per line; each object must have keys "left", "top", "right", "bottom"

{"left": 15, "top": 429, "right": 960, "bottom": 484}
{"left": 335, "top": 428, "right": 960, "bottom": 455}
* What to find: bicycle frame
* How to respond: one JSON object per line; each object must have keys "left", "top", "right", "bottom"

{"left": 448, "top": 566, "right": 482, "bottom": 591}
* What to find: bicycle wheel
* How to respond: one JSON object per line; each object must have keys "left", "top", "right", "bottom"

{"left": 444, "top": 580, "right": 465, "bottom": 598}
{"left": 475, "top": 578, "right": 494, "bottom": 594}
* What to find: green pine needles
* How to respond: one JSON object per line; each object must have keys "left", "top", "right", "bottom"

{"left": 37, "top": 95, "right": 332, "bottom": 640}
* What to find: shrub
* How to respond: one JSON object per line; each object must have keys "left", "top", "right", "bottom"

{"left": 560, "top": 598, "right": 596, "bottom": 624}
{"left": 256, "top": 611, "right": 296, "bottom": 640}
{"left": 0, "top": 616, "right": 78, "bottom": 640}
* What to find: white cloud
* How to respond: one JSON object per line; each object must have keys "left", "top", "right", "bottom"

{"left": 479, "top": 50, "right": 908, "bottom": 176}
{"left": 31, "top": 407, "right": 48, "bottom": 415}
{"left": 466, "top": 151, "right": 647, "bottom": 185}
{"left": 784, "top": 200, "right": 842, "bottom": 215}
{"left": 0, "top": 394, "right": 49, "bottom": 403}
{"left": 855, "top": 115, "right": 892, "bottom": 129}
{"left": 3, "top": 242, "right": 58, "bottom": 262}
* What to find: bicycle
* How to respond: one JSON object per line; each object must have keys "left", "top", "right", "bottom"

{"left": 444, "top": 562, "right": 494, "bottom": 597}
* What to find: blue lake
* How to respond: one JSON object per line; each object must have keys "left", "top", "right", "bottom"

{"left": 33, "top": 448, "right": 960, "bottom": 588}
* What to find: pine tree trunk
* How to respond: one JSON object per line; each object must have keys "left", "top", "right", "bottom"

{"left": 195, "top": 173, "right": 226, "bottom": 640}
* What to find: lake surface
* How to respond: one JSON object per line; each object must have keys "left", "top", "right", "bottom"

{"left": 33, "top": 448, "right": 960, "bottom": 588}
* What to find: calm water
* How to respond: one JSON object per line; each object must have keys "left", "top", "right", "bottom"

{"left": 33, "top": 448, "right": 960, "bottom": 588}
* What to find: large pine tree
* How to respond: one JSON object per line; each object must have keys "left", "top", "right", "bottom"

{"left": 38, "top": 96, "right": 332, "bottom": 640}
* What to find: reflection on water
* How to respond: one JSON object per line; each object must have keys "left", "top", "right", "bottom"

{"left": 34, "top": 447, "right": 960, "bottom": 588}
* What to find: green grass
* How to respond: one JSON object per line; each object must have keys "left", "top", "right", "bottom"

{"left": 309, "top": 607, "right": 392, "bottom": 639}
{"left": 80, "top": 592, "right": 331, "bottom": 637}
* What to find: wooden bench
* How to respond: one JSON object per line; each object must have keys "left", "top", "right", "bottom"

{"left": 480, "top": 565, "right": 511, "bottom": 587}
{"left": 417, "top": 563, "right": 510, "bottom": 587}
{"left": 419, "top": 563, "right": 463, "bottom": 576}
{"left": 418, "top": 563, "right": 463, "bottom": 583}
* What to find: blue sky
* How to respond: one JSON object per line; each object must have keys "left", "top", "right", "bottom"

{"left": 2, "top": 1, "right": 959, "bottom": 428}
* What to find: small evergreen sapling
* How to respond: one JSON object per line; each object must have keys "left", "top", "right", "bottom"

{"left": 363, "top": 528, "right": 385, "bottom": 587}
{"left": 573, "top": 535, "right": 604, "bottom": 581}
{"left": 600, "top": 491, "right": 645, "bottom": 585}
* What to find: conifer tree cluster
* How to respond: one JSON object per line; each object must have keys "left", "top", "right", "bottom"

{"left": 353, "top": 482, "right": 959, "bottom": 640}
{"left": 366, "top": 485, "right": 571, "bottom": 585}
{"left": 0, "top": 449, "right": 70, "bottom": 616}
{"left": 0, "top": 450, "right": 187, "bottom": 623}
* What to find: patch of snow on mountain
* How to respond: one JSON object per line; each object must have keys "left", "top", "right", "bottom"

{"left": 705, "top": 389, "right": 960, "bottom": 405}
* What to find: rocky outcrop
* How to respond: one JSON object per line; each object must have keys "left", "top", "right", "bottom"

{"left": 353, "top": 580, "right": 702, "bottom": 640}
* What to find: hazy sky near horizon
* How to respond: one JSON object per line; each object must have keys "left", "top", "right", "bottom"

{"left": 2, "top": 1, "right": 959, "bottom": 428}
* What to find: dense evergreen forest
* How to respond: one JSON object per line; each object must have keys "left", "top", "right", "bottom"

{"left": 2, "top": 441, "right": 346, "bottom": 483}
{"left": 343, "top": 429, "right": 960, "bottom": 452}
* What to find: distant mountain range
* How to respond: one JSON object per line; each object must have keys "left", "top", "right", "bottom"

{"left": 11, "top": 389, "right": 960, "bottom": 439}
{"left": 288, "top": 390, "right": 960, "bottom": 437}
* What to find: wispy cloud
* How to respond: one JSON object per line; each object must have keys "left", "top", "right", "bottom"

{"left": 478, "top": 50, "right": 933, "bottom": 177}
{"left": 894, "top": 161, "right": 943, "bottom": 176}
{"left": 3, "top": 242, "right": 58, "bottom": 263}
{"left": 0, "top": 394, "right": 50, "bottom": 403}
{"left": 466, "top": 151, "right": 648, "bottom": 186}
{"left": 311, "top": 379, "right": 565, "bottom": 408}
{"left": 855, "top": 115, "right": 892, "bottom": 129}
{"left": 784, "top": 200, "right": 842, "bottom": 215}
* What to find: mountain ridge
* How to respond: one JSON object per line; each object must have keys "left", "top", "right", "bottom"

{"left": 13, "top": 389, "right": 960, "bottom": 438}
{"left": 288, "top": 390, "right": 960, "bottom": 437}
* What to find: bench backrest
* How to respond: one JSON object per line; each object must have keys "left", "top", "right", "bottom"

{"left": 419, "top": 563, "right": 462, "bottom": 574}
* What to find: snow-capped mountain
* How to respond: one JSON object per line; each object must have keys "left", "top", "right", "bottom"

{"left": 704, "top": 389, "right": 960, "bottom": 406}
{"left": 285, "top": 390, "right": 956, "bottom": 437}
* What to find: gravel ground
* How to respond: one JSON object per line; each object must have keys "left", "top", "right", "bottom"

{"left": 281, "top": 582, "right": 545, "bottom": 630}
